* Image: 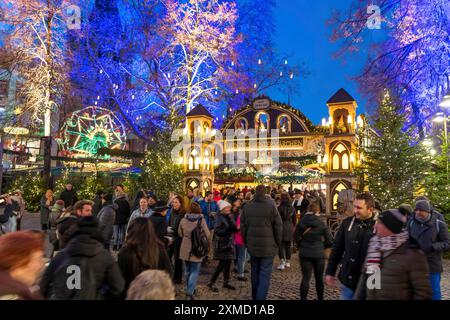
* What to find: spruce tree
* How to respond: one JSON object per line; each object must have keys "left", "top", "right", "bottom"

{"left": 141, "top": 130, "right": 184, "bottom": 202}
{"left": 425, "top": 134, "right": 450, "bottom": 216}
{"left": 357, "top": 91, "right": 429, "bottom": 209}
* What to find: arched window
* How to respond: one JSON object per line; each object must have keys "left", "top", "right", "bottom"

{"left": 189, "top": 147, "right": 200, "bottom": 170}
{"left": 255, "top": 112, "right": 270, "bottom": 132}
{"left": 190, "top": 120, "right": 201, "bottom": 137}
{"left": 331, "top": 142, "right": 351, "bottom": 171}
{"left": 235, "top": 117, "right": 248, "bottom": 133}
{"left": 332, "top": 182, "right": 348, "bottom": 210}
{"left": 203, "top": 122, "right": 210, "bottom": 137}
{"left": 277, "top": 114, "right": 291, "bottom": 133}
{"left": 333, "top": 109, "right": 350, "bottom": 133}
{"left": 204, "top": 148, "right": 210, "bottom": 171}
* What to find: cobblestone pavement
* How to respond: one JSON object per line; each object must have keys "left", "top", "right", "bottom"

{"left": 21, "top": 212, "right": 450, "bottom": 300}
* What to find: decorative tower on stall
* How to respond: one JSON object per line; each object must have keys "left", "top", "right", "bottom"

{"left": 322, "top": 88, "right": 360, "bottom": 214}
{"left": 182, "top": 104, "right": 216, "bottom": 195}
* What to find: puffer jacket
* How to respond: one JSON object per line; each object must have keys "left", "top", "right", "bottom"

{"left": 213, "top": 213, "right": 238, "bottom": 260}
{"left": 355, "top": 243, "right": 432, "bottom": 300}
{"left": 294, "top": 212, "right": 333, "bottom": 259}
{"left": 325, "top": 215, "right": 376, "bottom": 290}
{"left": 407, "top": 212, "right": 450, "bottom": 273}
{"left": 241, "top": 193, "right": 282, "bottom": 258}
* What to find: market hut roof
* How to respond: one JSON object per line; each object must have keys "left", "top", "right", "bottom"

{"left": 186, "top": 104, "right": 213, "bottom": 118}
{"left": 327, "top": 88, "right": 355, "bottom": 104}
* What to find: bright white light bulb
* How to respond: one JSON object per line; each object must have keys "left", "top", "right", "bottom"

{"left": 258, "top": 59, "right": 262, "bottom": 65}
{"left": 285, "top": 59, "right": 288, "bottom": 65}
{"left": 280, "top": 71, "right": 283, "bottom": 77}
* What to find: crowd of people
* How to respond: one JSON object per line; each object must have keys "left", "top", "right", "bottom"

{"left": 0, "top": 182, "right": 448, "bottom": 301}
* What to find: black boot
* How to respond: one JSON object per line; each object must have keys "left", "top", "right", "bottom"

{"left": 223, "top": 282, "right": 236, "bottom": 290}
{"left": 208, "top": 282, "right": 219, "bottom": 292}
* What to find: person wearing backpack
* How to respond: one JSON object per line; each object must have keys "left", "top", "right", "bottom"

{"left": 40, "top": 216, "right": 125, "bottom": 300}
{"left": 178, "top": 202, "right": 210, "bottom": 300}
{"left": 207, "top": 200, "right": 238, "bottom": 292}
{"left": 408, "top": 200, "right": 450, "bottom": 300}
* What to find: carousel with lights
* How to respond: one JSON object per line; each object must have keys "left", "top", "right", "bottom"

{"left": 55, "top": 106, "right": 132, "bottom": 172}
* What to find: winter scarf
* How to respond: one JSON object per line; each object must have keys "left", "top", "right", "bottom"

{"left": 365, "top": 230, "right": 409, "bottom": 273}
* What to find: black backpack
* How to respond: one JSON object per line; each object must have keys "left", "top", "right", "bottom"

{"left": 49, "top": 253, "right": 97, "bottom": 300}
{"left": 190, "top": 218, "right": 209, "bottom": 258}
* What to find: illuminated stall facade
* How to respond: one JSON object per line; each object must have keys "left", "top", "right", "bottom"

{"left": 181, "top": 88, "right": 368, "bottom": 215}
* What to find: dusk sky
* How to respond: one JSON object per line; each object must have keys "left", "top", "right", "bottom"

{"left": 269, "top": 0, "right": 387, "bottom": 124}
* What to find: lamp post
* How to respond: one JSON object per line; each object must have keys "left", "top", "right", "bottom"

{"left": 434, "top": 93, "right": 450, "bottom": 181}
{"left": 432, "top": 112, "right": 448, "bottom": 145}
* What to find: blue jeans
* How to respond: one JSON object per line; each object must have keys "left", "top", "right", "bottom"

{"left": 112, "top": 224, "right": 126, "bottom": 247}
{"left": 236, "top": 245, "right": 247, "bottom": 277}
{"left": 250, "top": 256, "right": 274, "bottom": 300}
{"left": 430, "top": 273, "right": 442, "bottom": 300}
{"left": 184, "top": 261, "right": 201, "bottom": 296}
{"left": 340, "top": 284, "right": 354, "bottom": 300}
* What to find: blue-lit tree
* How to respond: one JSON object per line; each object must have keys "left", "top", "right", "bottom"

{"left": 329, "top": 0, "right": 450, "bottom": 135}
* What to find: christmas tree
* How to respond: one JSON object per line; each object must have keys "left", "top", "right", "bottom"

{"left": 424, "top": 133, "right": 450, "bottom": 216}
{"left": 141, "top": 130, "right": 184, "bottom": 202}
{"left": 356, "top": 91, "right": 429, "bottom": 209}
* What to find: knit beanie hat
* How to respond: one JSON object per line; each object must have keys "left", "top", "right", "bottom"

{"left": 378, "top": 209, "right": 407, "bottom": 234}
{"left": 218, "top": 200, "right": 231, "bottom": 212}
{"left": 415, "top": 200, "right": 431, "bottom": 213}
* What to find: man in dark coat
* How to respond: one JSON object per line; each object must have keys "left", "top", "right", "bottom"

{"left": 59, "top": 184, "right": 78, "bottom": 208}
{"left": 92, "top": 190, "right": 104, "bottom": 217}
{"left": 55, "top": 200, "right": 94, "bottom": 250}
{"left": 112, "top": 185, "right": 131, "bottom": 251}
{"left": 408, "top": 200, "right": 450, "bottom": 300}
{"left": 40, "top": 216, "right": 125, "bottom": 299}
{"left": 355, "top": 209, "right": 432, "bottom": 300}
{"left": 149, "top": 205, "right": 168, "bottom": 245}
{"left": 241, "top": 185, "right": 282, "bottom": 300}
{"left": 325, "top": 192, "right": 376, "bottom": 300}
{"left": 97, "top": 194, "right": 117, "bottom": 250}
